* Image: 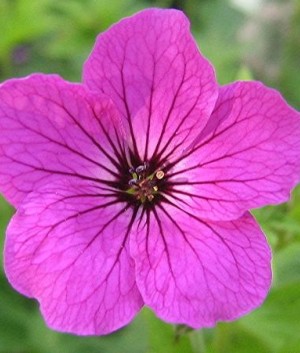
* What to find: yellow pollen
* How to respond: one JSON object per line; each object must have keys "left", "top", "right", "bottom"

{"left": 153, "top": 186, "right": 158, "bottom": 192}
{"left": 156, "top": 170, "right": 164, "bottom": 179}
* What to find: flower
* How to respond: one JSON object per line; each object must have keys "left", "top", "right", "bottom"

{"left": 0, "top": 8, "right": 299, "bottom": 336}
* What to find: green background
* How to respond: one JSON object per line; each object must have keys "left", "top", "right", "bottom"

{"left": 0, "top": 0, "right": 300, "bottom": 352}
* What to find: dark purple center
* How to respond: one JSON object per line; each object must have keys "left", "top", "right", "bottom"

{"left": 112, "top": 153, "right": 169, "bottom": 209}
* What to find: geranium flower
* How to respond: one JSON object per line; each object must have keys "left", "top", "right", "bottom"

{"left": 0, "top": 8, "right": 299, "bottom": 336}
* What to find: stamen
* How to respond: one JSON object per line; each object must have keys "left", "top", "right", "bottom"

{"left": 128, "top": 179, "right": 138, "bottom": 186}
{"left": 156, "top": 170, "right": 164, "bottom": 179}
{"left": 147, "top": 194, "right": 154, "bottom": 201}
{"left": 135, "top": 162, "right": 148, "bottom": 174}
{"left": 126, "top": 162, "right": 165, "bottom": 204}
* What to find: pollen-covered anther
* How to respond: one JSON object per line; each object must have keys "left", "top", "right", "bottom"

{"left": 156, "top": 170, "right": 164, "bottom": 180}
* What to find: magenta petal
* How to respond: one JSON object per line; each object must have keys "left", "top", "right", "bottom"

{"left": 83, "top": 9, "right": 217, "bottom": 162}
{"left": 5, "top": 180, "right": 143, "bottom": 335}
{"left": 130, "top": 206, "right": 271, "bottom": 328}
{"left": 168, "top": 81, "right": 300, "bottom": 220}
{"left": 0, "top": 74, "right": 123, "bottom": 207}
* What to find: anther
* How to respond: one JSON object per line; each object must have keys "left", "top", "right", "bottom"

{"left": 147, "top": 195, "right": 154, "bottom": 201}
{"left": 156, "top": 170, "right": 164, "bottom": 179}
{"left": 128, "top": 179, "right": 138, "bottom": 186}
{"left": 136, "top": 163, "right": 147, "bottom": 174}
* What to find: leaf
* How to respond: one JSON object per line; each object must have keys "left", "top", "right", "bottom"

{"left": 0, "top": 196, "right": 14, "bottom": 266}
{"left": 235, "top": 65, "right": 254, "bottom": 81}
{"left": 240, "top": 283, "right": 300, "bottom": 352}
{"left": 277, "top": 337, "right": 300, "bottom": 353}
{"left": 142, "top": 308, "right": 194, "bottom": 353}
{"left": 211, "top": 322, "right": 270, "bottom": 353}
{"left": 273, "top": 243, "right": 300, "bottom": 286}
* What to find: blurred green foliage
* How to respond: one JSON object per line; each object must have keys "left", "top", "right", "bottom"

{"left": 0, "top": 0, "right": 300, "bottom": 352}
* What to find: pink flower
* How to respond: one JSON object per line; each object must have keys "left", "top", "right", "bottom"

{"left": 0, "top": 9, "right": 299, "bottom": 335}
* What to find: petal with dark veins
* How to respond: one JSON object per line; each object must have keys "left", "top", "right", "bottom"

{"left": 166, "top": 82, "right": 300, "bottom": 221}
{"left": 84, "top": 9, "right": 218, "bottom": 163}
{"left": 131, "top": 205, "right": 271, "bottom": 328}
{"left": 0, "top": 74, "right": 124, "bottom": 207}
{"left": 5, "top": 180, "right": 143, "bottom": 335}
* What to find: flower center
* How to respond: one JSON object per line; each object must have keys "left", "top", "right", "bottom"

{"left": 126, "top": 162, "right": 165, "bottom": 203}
